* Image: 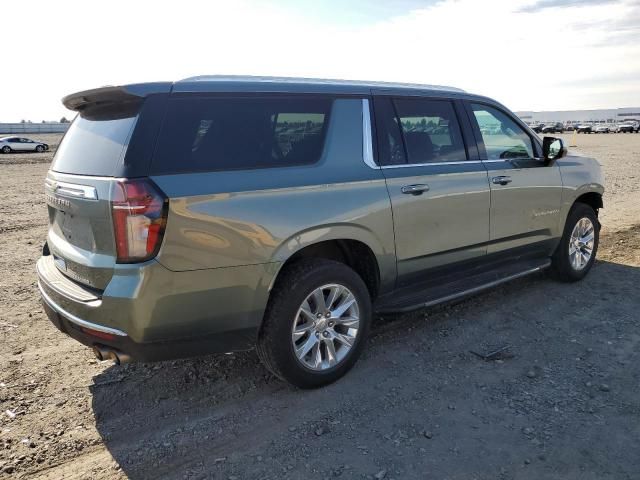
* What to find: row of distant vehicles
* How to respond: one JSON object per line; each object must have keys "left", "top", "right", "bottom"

{"left": 529, "top": 121, "right": 640, "bottom": 134}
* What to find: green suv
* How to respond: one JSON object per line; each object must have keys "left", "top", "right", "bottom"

{"left": 37, "top": 76, "right": 604, "bottom": 387}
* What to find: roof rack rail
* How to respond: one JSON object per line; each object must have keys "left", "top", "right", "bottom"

{"left": 177, "top": 75, "right": 465, "bottom": 93}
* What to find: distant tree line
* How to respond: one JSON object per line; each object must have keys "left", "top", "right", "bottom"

{"left": 18, "top": 117, "right": 70, "bottom": 124}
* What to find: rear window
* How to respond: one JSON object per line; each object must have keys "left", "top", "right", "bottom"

{"left": 52, "top": 101, "right": 140, "bottom": 176}
{"left": 151, "top": 95, "right": 332, "bottom": 174}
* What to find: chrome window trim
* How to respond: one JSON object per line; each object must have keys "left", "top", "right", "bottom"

{"left": 361, "top": 99, "right": 379, "bottom": 169}
{"left": 481, "top": 158, "right": 543, "bottom": 164}
{"left": 381, "top": 160, "right": 483, "bottom": 169}
{"left": 45, "top": 180, "right": 98, "bottom": 200}
{"left": 38, "top": 281, "right": 127, "bottom": 336}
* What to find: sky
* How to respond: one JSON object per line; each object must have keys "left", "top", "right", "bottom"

{"left": 1, "top": 0, "right": 639, "bottom": 122}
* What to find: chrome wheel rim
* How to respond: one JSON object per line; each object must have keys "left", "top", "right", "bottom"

{"left": 291, "top": 283, "right": 360, "bottom": 371}
{"left": 569, "top": 217, "right": 595, "bottom": 270}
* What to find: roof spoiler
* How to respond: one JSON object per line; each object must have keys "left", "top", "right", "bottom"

{"left": 62, "top": 82, "right": 172, "bottom": 111}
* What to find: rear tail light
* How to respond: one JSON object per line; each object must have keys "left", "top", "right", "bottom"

{"left": 111, "top": 178, "right": 168, "bottom": 263}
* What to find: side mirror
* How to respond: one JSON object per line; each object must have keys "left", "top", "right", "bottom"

{"left": 542, "top": 136, "right": 567, "bottom": 165}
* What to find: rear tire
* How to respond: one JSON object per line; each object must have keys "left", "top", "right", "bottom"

{"left": 1, "top": 146, "right": 10, "bottom": 153}
{"left": 257, "top": 258, "right": 372, "bottom": 388}
{"left": 550, "top": 203, "right": 599, "bottom": 282}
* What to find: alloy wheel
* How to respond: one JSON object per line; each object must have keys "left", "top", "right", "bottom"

{"left": 569, "top": 217, "right": 595, "bottom": 270}
{"left": 291, "top": 283, "right": 360, "bottom": 371}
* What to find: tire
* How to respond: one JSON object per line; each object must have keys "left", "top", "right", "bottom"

{"left": 36, "top": 145, "right": 44, "bottom": 153}
{"left": 1, "top": 146, "right": 10, "bottom": 153}
{"left": 550, "top": 203, "right": 599, "bottom": 282}
{"left": 256, "top": 258, "right": 372, "bottom": 388}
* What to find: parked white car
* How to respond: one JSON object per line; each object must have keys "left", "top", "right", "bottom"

{"left": 0, "top": 136, "right": 49, "bottom": 153}
{"left": 594, "top": 125, "right": 610, "bottom": 134}
{"left": 616, "top": 122, "right": 638, "bottom": 133}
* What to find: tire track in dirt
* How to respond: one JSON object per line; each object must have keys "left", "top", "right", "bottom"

{"left": 0, "top": 222, "right": 45, "bottom": 235}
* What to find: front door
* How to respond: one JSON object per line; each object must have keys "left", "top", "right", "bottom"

{"left": 467, "top": 102, "right": 563, "bottom": 254}
{"left": 20, "top": 138, "right": 36, "bottom": 151}
{"left": 373, "top": 96, "right": 491, "bottom": 287}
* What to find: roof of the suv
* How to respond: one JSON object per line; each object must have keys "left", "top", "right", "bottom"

{"left": 175, "top": 75, "right": 466, "bottom": 95}
{"left": 63, "top": 76, "right": 480, "bottom": 111}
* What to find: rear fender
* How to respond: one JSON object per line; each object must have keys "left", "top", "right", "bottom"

{"left": 268, "top": 223, "right": 396, "bottom": 293}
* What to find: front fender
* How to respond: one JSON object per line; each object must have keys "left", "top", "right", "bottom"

{"left": 557, "top": 154, "right": 604, "bottom": 226}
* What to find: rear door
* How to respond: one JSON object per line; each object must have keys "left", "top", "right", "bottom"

{"left": 466, "top": 102, "right": 563, "bottom": 254}
{"left": 374, "top": 95, "right": 491, "bottom": 287}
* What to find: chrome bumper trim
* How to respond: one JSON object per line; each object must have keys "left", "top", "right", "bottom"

{"left": 38, "top": 281, "right": 128, "bottom": 337}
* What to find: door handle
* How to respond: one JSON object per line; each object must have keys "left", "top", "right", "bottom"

{"left": 492, "top": 176, "right": 512, "bottom": 185}
{"left": 401, "top": 184, "right": 430, "bottom": 195}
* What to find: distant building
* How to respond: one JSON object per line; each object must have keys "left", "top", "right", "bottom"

{"left": 515, "top": 107, "right": 640, "bottom": 125}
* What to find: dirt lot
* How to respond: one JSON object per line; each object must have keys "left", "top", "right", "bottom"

{"left": 1, "top": 133, "right": 639, "bottom": 480}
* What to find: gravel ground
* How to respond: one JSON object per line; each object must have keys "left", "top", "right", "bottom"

{"left": 559, "top": 131, "right": 640, "bottom": 230}
{"left": 0, "top": 133, "right": 639, "bottom": 479}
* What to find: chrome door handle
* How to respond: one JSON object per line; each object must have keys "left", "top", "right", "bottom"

{"left": 401, "top": 184, "right": 430, "bottom": 195}
{"left": 492, "top": 176, "right": 512, "bottom": 185}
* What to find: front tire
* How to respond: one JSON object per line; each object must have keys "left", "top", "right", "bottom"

{"left": 36, "top": 145, "right": 44, "bottom": 153}
{"left": 1, "top": 146, "right": 10, "bottom": 153}
{"left": 550, "top": 203, "right": 599, "bottom": 282}
{"left": 257, "top": 259, "right": 372, "bottom": 388}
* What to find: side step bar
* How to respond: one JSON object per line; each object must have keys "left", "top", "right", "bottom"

{"left": 375, "top": 258, "right": 551, "bottom": 314}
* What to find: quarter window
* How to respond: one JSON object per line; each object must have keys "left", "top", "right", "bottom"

{"left": 152, "top": 96, "right": 332, "bottom": 174}
{"left": 471, "top": 104, "right": 534, "bottom": 160}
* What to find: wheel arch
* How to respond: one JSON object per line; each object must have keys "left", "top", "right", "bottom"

{"left": 574, "top": 191, "right": 603, "bottom": 213}
{"left": 267, "top": 225, "right": 392, "bottom": 301}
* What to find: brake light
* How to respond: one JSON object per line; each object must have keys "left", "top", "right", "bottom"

{"left": 111, "top": 178, "right": 168, "bottom": 263}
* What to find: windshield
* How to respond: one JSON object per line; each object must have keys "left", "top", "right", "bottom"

{"left": 51, "top": 101, "right": 141, "bottom": 176}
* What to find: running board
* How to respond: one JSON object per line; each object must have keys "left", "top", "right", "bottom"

{"left": 375, "top": 258, "right": 551, "bottom": 314}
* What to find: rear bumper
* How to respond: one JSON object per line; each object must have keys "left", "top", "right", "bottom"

{"left": 40, "top": 289, "right": 257, "bottom": 362}
{"left": 37, "top": 255, "right": 279, "bottom": 362}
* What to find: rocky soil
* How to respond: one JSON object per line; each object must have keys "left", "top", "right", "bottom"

{"left": 1, "top": 133, "right": 639, "bottom": 479}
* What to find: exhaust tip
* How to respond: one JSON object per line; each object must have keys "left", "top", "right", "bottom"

{"left": 115, "top": 352, "right": 132, "bottom": 364}
{"left": 93, "top": 345, "right": 109, "bottom": 361}
{"left": 93, "top": 345, "right": 131, "bottom": 365}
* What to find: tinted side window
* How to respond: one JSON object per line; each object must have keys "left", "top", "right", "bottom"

{"left": 152, "top": 96, "right": 332, "bottom": 174}
{"left": 394, "top": 98, "right": 467, "bottom": 163}
{"left": 471, "top": 104, "right": 534, "bottom": 160}
{"left": 373, "top": 97, "right": 407, "bottom": 166}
